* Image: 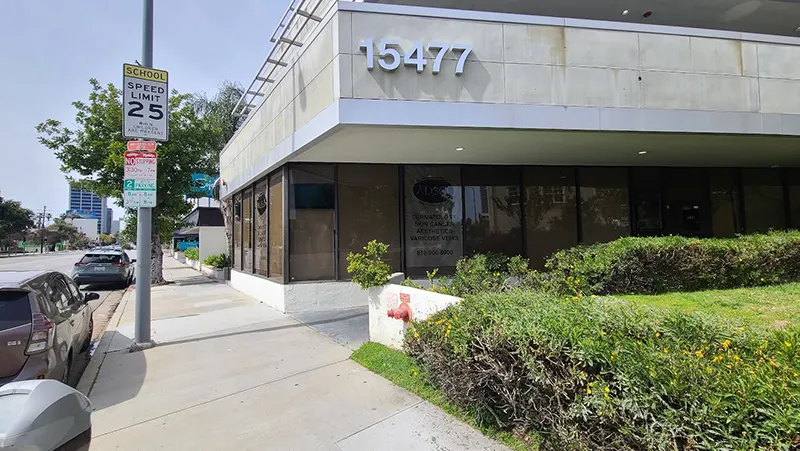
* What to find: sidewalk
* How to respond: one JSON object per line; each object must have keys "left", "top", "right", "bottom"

{"left": 80, "top": 257, "right": 508, "bottom": 451}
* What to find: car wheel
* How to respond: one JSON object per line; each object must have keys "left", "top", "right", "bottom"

{"left": 61, "top": 352, "right": 73, "bottom": 386}
{"left": 81, "top": 317, "right": 94, "bottom": 353}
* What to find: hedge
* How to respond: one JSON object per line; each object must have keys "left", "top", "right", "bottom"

{"left": 407, "top": 291, "right": 800, "bottom": 450}
{"left": 544, "top": 231, "right": 800, "bottom": 295}
{"left": 183, "top": 247, "right": 199, "bottom": 260}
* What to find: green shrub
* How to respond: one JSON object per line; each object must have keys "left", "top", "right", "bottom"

{"left": 545, "top": 231, "right": 800, "bottom": 295}
{"left": 203, "top": 253, "right": 229, "bottom": 268}
{"left": 407, "top": 291, "right": 800, "bottom": 450}
{"left": 347, "top": 240, "right": 393, "bottom": 289}
{"left": 183, "top": 247, "right": 199, "bottom": 260}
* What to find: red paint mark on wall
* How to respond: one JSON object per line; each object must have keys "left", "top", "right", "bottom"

{"left": 400, "top": 293, "right": 411, "bottom": 303}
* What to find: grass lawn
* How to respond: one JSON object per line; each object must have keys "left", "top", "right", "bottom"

{"left": 351, "top": 342, "right": 539, "bottom": 451}
{"left": 618, "top": 282, "right": 800, "bottom": 329}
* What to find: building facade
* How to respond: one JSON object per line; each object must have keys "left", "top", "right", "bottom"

{"left": 219, "top": 0, "right": 800, "bottom": 312}
{"left": 67, "top": 188, "right": 108, "bottom": 235}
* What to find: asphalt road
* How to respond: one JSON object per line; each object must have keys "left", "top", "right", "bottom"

{"left": 0, "top": 250, "right": 128, "bottom": 386}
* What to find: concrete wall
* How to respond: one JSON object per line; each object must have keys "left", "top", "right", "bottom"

{"left": 228, "top": 270, "right": 369, "bottom": 313}
{"left": 368, "top": 284, "right": 461, "bottom": 349}
{"left": 219, "top": 0, "right": 342, "bottom": 191}
{"left": 341, "top": 10, "right": 800, "bottom": 116}
{"left": 198, "top": 227, "right": 227, "bottom": 263}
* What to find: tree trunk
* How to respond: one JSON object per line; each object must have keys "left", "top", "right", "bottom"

{"left": 150, "top": 222, "right": 165, "bottom": 285}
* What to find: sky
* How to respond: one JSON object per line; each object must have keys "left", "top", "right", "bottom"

{"left": 0, "top": 0, "right": 285, "bottom": 223}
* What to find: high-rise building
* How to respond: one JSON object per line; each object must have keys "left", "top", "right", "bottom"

{"left": 105, "top": 208, "right": 113, "bottom": 234}
{"left": 67, "top": 188, "right": 107, "bottom": 235}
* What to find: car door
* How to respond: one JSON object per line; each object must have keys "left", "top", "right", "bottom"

{"left": 63, "top": 276, "right": 91, "bottom": 345}
{"left": 55, "top": 275, "right": 85, "bottom": 349}
{"left": 47, "top": 275, "right": 82, "bottom": 351}
{"left": 37, "top": 276, "right": 72, "bottom": 365}
{"left": 121, "top": 252, "right": 133, "bottom": 280}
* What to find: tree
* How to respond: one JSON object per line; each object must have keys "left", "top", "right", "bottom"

{"left": 0, "top": 197, "right": 35, "bottom": 252}
{"left": 98, "top": 234, "right": 116, "bottom": 246}
{"left": 37, "top": 79, "right": 227, "bottom": 283}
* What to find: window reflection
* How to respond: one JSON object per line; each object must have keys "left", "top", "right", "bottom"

{"left": 463, "top": 166, "right": 522, "bottom": 256}
{"left": 524, "top": 167, "right": 577, "bottom": 268}
{"left": 254, "top": 179, "right": 268, "bottom": 276}
{"left": 242, "top": 188, "right": 253, "bottom": 273}
{"left": 269, "top": 171, "right": 284, "bottom": 280}
{"left": 709, "top": 168, "right": 741, "bottom": 237}
{"left": 289, "top": 165, "right": 335, "bottom": 281}
{"left": 579, "top": 168, "right": 630, "bottom": 244}
{"left": 743, "top": 168, "right": 786, "bottom": 233}
{"left": 233, "top": 193, "right": 242, "bottom": 271}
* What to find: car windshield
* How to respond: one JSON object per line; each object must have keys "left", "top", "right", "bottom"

{"left": 80, "top": 254, "right": 122, "bottom": 264}
{"left": 0, "top": 291, "right": 32, "bottom": 331}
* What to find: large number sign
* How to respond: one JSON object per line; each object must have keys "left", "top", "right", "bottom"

{"left": 359, "top": 39, "right": 473, "bottom": 75}
{"left": 123, "top": 64, "right": 169, "bottom": 141}
{"left": 404, "top": 166, "right": 463, "bottom": 269}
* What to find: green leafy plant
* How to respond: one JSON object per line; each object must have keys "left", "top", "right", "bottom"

{"left": 183, "top": 247, "right": 199, "bottom": 261}
{"left": 203, "top": 253, "right": 229, "bottom": 268}
{"left": 407, "top": 290, "right": 800, "bottom": 450}
{"left": 546, "top": 231, "right": 800, "bottom": 296}
{"left": 401, "top": 278, "right": 424, "bottom": 289}
{"left": 347, "top": 240, "right": 393, "bottom": 289}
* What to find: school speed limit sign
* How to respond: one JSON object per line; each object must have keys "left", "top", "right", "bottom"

{"left": 123, "top": 63, "right": 169, "bottom": 141}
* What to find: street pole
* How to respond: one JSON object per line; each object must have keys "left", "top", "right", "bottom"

{"left": 134, "top": 0, "right": 154, "bottom": 345}
{"left": 39, "top": 206, "right": 46, "bottom": 254}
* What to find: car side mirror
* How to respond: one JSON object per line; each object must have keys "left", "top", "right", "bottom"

{"left": 131, "top": 259, "right": 137, "bottom": 263}
{"left": 84, "top": 292, "right": 100, "bottom": 303}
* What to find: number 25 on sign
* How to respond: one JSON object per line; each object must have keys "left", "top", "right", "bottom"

{"left": 359, "top": 39, "right": 473, "bottom": 75}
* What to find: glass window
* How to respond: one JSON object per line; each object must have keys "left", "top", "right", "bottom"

{"left": 269, "top": 171, "right": 284, "bottom": 280}
{"left": 289, "top": 165, "right": 335, "bottom": 281}
{"left": 404, "top": 165, "right": 463, "bottom": 276}
{"left": 709, "top": 168, "right": 741, "bottom": 237}
{"left": 338, "top": 164, "right": 401, "bottom": 279}
{"left": 243, "top": 188, "right": 253, "bottom": 273}
{"left": 630, "top": 168, "right": 662, "bottom": 236}
{"left": 463, "top": 166, "right": 522, "bottom": 256}
{"left": 524, "top": 167, "right": 578, "bottom": 268}
{"left": 788, "top": 169, "right": 800, "bottom": 229}
{"left": 743, "top": 168, "right": 786, "bottom": 233}
{"left": 233, "top": 193, "right": 242, "bottom": 270}
{"left": 578, "top": 168, "right": 630, "bottom": 244}
{"left": 254, "top": 179, "right": 268, "bottom": 277}
{"left": 662, "top": 168, "right": 711, "bottom": 237}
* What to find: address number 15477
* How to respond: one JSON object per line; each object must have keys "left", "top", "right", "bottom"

{"left": 359, "top": 39, "right": 473, "bottom": 75}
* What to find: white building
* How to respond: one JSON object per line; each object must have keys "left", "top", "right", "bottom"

{"left": 219, "top": 0, "right": 800, "bottom": 313}
{"left": 68, "top": 218, "right": 99, "bottom": 240}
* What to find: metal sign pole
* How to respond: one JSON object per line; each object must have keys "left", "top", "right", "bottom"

{"left": 134, "top": 0, "right": 154, "bottom": 345}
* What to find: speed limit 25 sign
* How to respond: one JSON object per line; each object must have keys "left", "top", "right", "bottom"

{"left": 123, "top": 63, "right": 168, "bottom": 141}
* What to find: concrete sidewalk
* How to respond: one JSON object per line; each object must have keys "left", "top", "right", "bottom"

{"left": 80, "top": 257, "right": 508, "bottom": 451}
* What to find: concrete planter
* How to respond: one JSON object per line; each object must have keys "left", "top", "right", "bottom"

{"left": 201, "top": 265, "right": 230, "bottom": 281}
{"left": 368, "top": 284, "right": 462, "bottom": 350}
{"left": 173, "top": 252, "right": 186, "bottom": 263}
{"left": 184, "top": 258, "right": 201, "bottom": 271}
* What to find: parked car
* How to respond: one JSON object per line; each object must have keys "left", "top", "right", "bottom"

{"left": 72, "top": 250, "right": 135, "bottom": 288}
{"left": 0, "top": 270, "right": 99, "bottom": 387}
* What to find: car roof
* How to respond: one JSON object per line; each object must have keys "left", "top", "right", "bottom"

{"left": 84, "top": 249, "right": 124, "bottom": 255}
{"left": 0, "top": 270, "right": 49, "bottom": 290}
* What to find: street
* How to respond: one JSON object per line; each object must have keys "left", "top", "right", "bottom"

{"left": 0, "top": 250, "right": 127, "bottom": 385}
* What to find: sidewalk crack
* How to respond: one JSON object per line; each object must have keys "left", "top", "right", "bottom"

{"left": 333, "top": 400, "right": 424, "bottom": 445}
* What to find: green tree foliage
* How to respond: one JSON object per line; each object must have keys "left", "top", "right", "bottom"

{"left": 36, "top": 79, "right": 237, "bottom": 283}
{"left": 97, "top": 234, "right": 115, "bottom": 245}
{"left": 347, "top": 240, "right": 393, "bottom": 289}
{"left": 0, "top": 197, "right": 35, "bottom": 250}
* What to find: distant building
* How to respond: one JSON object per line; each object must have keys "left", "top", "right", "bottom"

{"left": 67, "top": 188, "right": 107, "bottom": 235}
{"left": 110, "top": 220, "right": 121, "bottom": 236}
{"left": 105, "top": 208, "right": 113, "bottom": 234}
{"left": 67, "top": 218, "right": 99, "bottom": 240}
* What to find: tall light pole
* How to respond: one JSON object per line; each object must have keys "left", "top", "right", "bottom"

{"left": 134, "top": 0, "right": 154, "bottom": 346}
{"left": 38, "top": 206, "right": 47, "bottom": 254}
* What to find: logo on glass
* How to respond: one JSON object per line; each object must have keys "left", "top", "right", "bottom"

{"left": 413, "top": 179, "right": 453, "bottom": 204}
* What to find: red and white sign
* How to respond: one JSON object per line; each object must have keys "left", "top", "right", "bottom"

{"left": 127, "top": 141, "right": 157, "bottom": 151}
{"left": 124, "top": 151, "right": 157, "bottom": 180}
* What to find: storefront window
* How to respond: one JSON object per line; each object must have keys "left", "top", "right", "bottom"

{"left": 709, "top": 168, "right": 741, "bottom": 237}
{"left": 662, "top": 168, "right": 711, "bottom": 237}
{"left": 788, "top": 169, "right": 800, "bottom": 229}
{"left": 404, "top": 165, "right": 463, "bottom": 276}
{"left": 289, "top": 165, "right": 335, "bottom": 281}
{"left": 524, "top": 167, "right": 577, "bottom": 268}
{"left": 463, "top": 166, "right": 522, "bottom": 256}
{"left": 578, "top": 168, "right": 630, "bottom": 244}
{"left": 242, "top": 188, "right": 253, "bottom": 273}
{"left": 254, "top": 179, "right": 268, "bottom": 276}
{"left": 743, "top": 168, "right": 786, "bottom": 233}
{"left": 269, "top": 171, "right": 284, "bottom": 280}
{"left": 338, "top": 164, "right": 401, "bottom": 279}
{"left": 233, "top": 193, "right": 242, "bottom": 271}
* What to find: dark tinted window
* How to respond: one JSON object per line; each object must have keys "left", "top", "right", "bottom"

{"left": 578, "top": 168, "right": 631, "bottom": 244}
{"left": 80, "top": 254, "right": 122, "bottom": 264}
{"left": 0, "top": 291, "right": 32, "bottom": 330}
{"left": 743, "top": 168, "right": 786, "bottom": 233}
{"left": 63, "top": 277, "right": 83, "bottom": 304}
{"left": 524, "top": 167, "right": 578, "bottom": 268}
{"left": 55, "top": 278, "right": 77, "bottom": 305}
{"left": 463, "top": 166, "right": 523, "bottom": 257}
{"left": 289, "top": 165, "right": 335, "bottom": 281}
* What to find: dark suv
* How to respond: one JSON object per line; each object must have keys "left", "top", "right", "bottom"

{"left": 0, "top": 271, "right": 98, "bottom": 387}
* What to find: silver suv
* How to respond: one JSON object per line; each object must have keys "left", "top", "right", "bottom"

{"left": 71, "top": 250, "right": 135, "bottom": 288}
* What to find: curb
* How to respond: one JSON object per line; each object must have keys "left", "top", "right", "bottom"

{"left": 76, "top": 286, "right": 134, "bottom": 397}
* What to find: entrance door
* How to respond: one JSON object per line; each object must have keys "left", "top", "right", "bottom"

{"left": 631, "top": 168, "right": 662, "bottom": 236}
{"left": 662, "top": 168, "right": 712, "bottom": 237}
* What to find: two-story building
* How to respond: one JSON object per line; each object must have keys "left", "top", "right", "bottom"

{"left": 219, "top": 0, "right": 800, "bottom": 312}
